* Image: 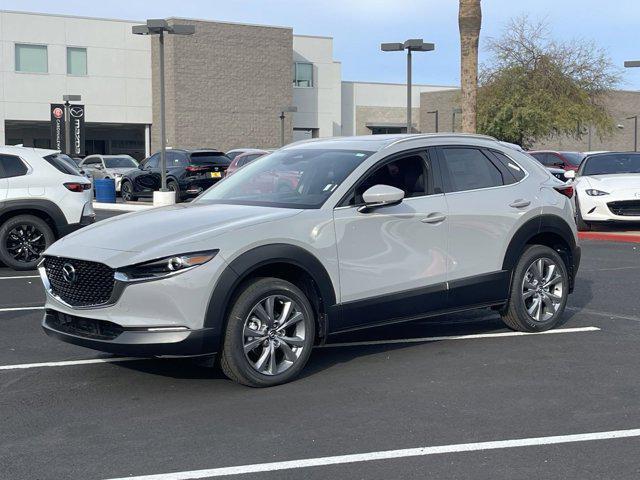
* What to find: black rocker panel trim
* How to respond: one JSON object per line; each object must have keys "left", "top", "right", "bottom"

{"left": 0, "top": 198, "right": 69, "bottom": 237}
{"left": 204, "top": 244, "right": 339, "bottom": 347}
{"left": 332, "top": 270, "right": 510, "bottom": 334}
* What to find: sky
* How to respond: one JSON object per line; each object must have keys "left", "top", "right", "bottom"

{"left": 2, "top": 0, "right": 639, "bottom": 89}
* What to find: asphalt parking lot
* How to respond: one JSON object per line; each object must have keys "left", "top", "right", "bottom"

{"left": 1, "top": 213, "right": 639, "bottom": 479}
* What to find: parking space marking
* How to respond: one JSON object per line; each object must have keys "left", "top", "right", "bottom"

{"left": 104, "top": 427, "right": 640, "bottom": 480}
{"left": 0, "top": 306, "right": 43, "bottom": 313}
{"left": 0, "top": 357, "right": 141, "bottom": 371}
{"left": 0, "top": 275, "right": 40, "bottom": 280}
{"left": 322, "top": 326, "right": 600, "bottom": 348}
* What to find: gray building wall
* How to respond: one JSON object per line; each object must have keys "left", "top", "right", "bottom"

{"left": 151, "top": 19, "right": 293, "bottom": 152}
{"left": 354, "top": 106, "right": 420, "bottom": 135}
{"left": 419, "top": 89, "right": 640, "bottom": 151}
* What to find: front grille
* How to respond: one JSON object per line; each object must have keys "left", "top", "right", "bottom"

{"left": 45, "top": 310, "right": 123, "bottom": 340}
{"left": 607, "top": 200, "right": 640, "bottom": 216}
{"left": 43, "top": 256, "right": 115, "bottom": 307}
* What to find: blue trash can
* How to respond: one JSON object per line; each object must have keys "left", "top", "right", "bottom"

{"left": 94, "top": 178, "right": 117, "bottom": 203}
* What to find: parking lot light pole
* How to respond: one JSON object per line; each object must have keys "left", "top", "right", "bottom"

{"left": 381, "top": 39, "right": 435, "bottom": 134}
{"left": 62, "top": 94, "right": 81, "bottom": 155}
{"left": 627, "top": 115, "right": 638, "bottom": 152}
{"left": 132, "top": 20, "right": 195, "bottom": 201}
{"left": 279, "top": 106, "right": 297, "bottom": 147}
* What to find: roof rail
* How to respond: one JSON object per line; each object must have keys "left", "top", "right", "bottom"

{"left": 383, "top": 133, "right": 497, "bottom": 150}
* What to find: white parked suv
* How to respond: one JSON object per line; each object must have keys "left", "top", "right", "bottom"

{"left": 566, "top": 152, "right": 640, "bottom": 230}
{"left": 0, "top": 146, "right": 94, "bottom": 270}
{"left": 41, "top": 134, "right": 580, "bottom": 386}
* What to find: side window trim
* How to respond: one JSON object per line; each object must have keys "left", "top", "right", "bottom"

{"left": 335, "top": 148, "right": 434, "bottom": 208}
{"left": 486, "top": 149, "right": 527, "bottom": 184}
{"left": 436, "top": 145, "right": 508, "bottom": 194}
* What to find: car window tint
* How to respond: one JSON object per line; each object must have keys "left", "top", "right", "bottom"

{"left": 146, "top": 154, "right": 160, "bottom": 168}
{"left": 190, "top": 152, "right": 231, "bottom": 166}
{"left": 44, "top": 154, "right": 80, "bottom": 175}
{"left": 0, "top": 154, "right": 28, "bottom": 178}
{"left": 82, "top": 157, "right": 101, "bottom": 166}
{"left": 166, "top": 151, "right": 187, "bottom": 167}
{"left": 441, "top": 148, "right": 503, "bottom": 192}
{"left": 491, "top": 150, "right": 526, "bottom": 181}
{"left": 353, "top": 155, "right": 427, "bottom": 205}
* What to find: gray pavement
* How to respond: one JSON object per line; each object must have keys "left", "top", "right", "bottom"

{"left": 0, "top": 232, "right": 639, "bottom": 479}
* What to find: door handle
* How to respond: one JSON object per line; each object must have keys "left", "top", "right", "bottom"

{"left": 509, "top": 199, "right": 531, "bottom": 208}
{"left": 421, "top": 213, "right": 447, "bottom": 224}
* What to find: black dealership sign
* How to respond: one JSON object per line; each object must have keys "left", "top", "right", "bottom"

{"left": 69, "top": 104, "right": 86, "bottom": 156}
{"left": 50, "top": 104, "right": 65, "bottom": 152}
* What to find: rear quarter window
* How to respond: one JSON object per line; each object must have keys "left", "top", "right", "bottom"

{"left": 489, "top": 150, "right": 526, "bottom": 182}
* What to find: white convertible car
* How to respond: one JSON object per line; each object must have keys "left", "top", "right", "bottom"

{"left": 566, "top": 152, "right": 640, "bottom": 230}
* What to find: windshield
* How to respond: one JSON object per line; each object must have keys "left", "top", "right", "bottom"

{"left": 582, "top": 153, "right": 640, "bottom": 176}
{"left": 196, "top": 148, "right": 373, "bottom": 209}
{"left": 104, "top": 156, "right": 138, "bottom": 168}
{"left": 561, "top": 152, "right": 585, "bottom": 166}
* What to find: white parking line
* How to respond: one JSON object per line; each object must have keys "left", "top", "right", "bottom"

{"left": 321, "top": 326, "right": 600, "bottom": 348}
{"left": 0, "top": 306, "right": 44, "bottom": 313}
{"left": 0, "top": 326, "right": 599, "bottom": 372}
{"left": 0, "top": 357, "right": 142, "bottom": 371}
{"left": 0, "top": 275, "right": 40, "bottom": 280}
{"left": 103, "top": 427, "right": 640, "bottom": 480}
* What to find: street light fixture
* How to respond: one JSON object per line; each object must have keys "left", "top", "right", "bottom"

{"left": 426, "top": 110, "right": 439, "bottom": 132}
{"left": 132, "top": 19, "right": 195, "bottom": 203}
{"left": 627, "top": 115, "right": 638, "bottom": 152}
{"left": 279, "top": 106, "right": 297, "bottom": 147}
{"left": 381, "top": 39, "right": 435, "bottom": 134}
{"left": 624, "top": 61, "right": 640, "bottom": 68}
{"left": 62, "top": 95, "right": 81, "bottom": 156}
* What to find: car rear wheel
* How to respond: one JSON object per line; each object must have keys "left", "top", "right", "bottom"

{"left": 120, "top": 180, "right": 137, "bottom": 202}
{"left": 0, "top": 215, "right": 55, "bottom": 270}
{"left": 500, "top": 245, "right": 569, "bottom": 332}
{"left": 220, "top": 277, "right": 315, "bottom": 387}
{"left": 167, "top": 180, "right": 182, "bottom": 203}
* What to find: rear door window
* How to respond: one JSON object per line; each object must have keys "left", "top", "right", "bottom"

{"left": 439, "top": 147, "right": 504, "bottom": 193}
{"left": 0, "top": 154, "right": 28, "bottom": 178}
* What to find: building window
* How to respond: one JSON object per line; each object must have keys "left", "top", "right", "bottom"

{"left": 293, "top": 62, "right": 313, "bottom": 87}
{"left": 67, "top": 47, "right": 87, "bottom": 75}
{"left": 15, "top": 44, "right": 48, "bottom": 73}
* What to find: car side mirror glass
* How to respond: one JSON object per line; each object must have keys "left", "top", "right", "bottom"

{"left": 358, "top": 184, "right": 405, "bottom": 213}
{"left": 563, "top": 170, "right": 576, "bottom": 180}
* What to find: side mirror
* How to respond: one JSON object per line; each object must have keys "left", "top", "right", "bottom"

{"left": 564, "top": 170, "right": 576, "bottom": 180}
{"left": 139, "top": 163, "right": 145, "bottom": 170}
{"left": 358, "top": 184, "right": 405, "bottom": 213}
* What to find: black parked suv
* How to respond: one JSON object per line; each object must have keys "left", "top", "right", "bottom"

{"left": 120, "top": 149, "right": 230, "bottom": 202}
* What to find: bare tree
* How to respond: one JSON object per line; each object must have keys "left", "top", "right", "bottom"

{"left": 458, "top": 0, "right": 482, "bottom": 133}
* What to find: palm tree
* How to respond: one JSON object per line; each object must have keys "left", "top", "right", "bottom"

{"left": 458, "top": 0, "right": 482, "bottom": 133}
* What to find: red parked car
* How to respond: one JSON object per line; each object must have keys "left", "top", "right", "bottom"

{"left": 226, "top": 149, "right": 270, "bottom": 176}
{"left": 528, "top": 150, "right": 585, "bottom": 171}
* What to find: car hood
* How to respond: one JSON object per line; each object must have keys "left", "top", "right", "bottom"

{"left": 582, "top": 173, "right": 640, "bottom": 190}
{"left": 46, "top": 203, "right": 303, "bottom": 267}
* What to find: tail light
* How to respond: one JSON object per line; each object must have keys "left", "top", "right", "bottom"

{"left": 64, "top": 182, "right": 91, "bottom": 192}
{"left": 554, "top": 185, "right": 574, "bottom": 199}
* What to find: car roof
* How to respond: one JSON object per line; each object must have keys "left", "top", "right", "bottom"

{"left": 235, "top": 149, "right": 269, "bottom": 157}
{"left": 0, "top": 145, "right": 58, "bottom": 157}
{"left": 282, "top": 133, "right": 498, "bottom": 152}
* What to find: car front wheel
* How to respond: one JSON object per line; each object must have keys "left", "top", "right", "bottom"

{"left": 120, "top": 180, "right": 137, "bottom": 202}
{"left": 500, "top": 245, "right": 569, "bottom": 332}
{"left": 220, "top": 277, "right": 316, "bottom": 387}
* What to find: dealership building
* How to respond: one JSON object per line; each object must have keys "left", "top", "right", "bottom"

{"left": 0, "top": 10, "right": 454, "bottom": 158}
{"left": 2, "top": 10, "right": 638, "bottom": 158}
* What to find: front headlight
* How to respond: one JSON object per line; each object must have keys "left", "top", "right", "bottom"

{"left": 585, "top": 189, "right": 609, "bottom": 196}
{"left": 117, "top": 250, "right": 218, "bottom": 281}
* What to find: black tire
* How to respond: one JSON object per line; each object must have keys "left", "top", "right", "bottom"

{"left": 0, "top": 215, "right": 55, "bottom": 270}
{"left": 220, "top": 277, "right": 316, "bottom": 387}
{"left": 500, "top": 245, "right": 569, "bottom": 332}
{"left": 120, "top": 180, "right": 137, "bottom": 202}
{"left": 167, "top": 180, "right": 182, "bottom": 203}
{"left": 575, "top": 197, "right": 591, "bottom": 231}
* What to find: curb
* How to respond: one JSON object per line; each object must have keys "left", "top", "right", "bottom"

{"left": 92, "top": 202, "right": 153, "bottom": 212}
{"left": 578, "top": 231, "right": 640, "bottom": 244}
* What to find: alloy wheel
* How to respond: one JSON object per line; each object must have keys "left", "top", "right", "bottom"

{"left": 243, "top": 295, "right": 307, "bottom": 376}
{"left": 521, "top": 257, "right": 565, "bottom": 322}
{"left": 5, "top": 224, "right": 46, "bottom": 263}
{"left": 121, "top": 182, "right": 132, "bottom": 201}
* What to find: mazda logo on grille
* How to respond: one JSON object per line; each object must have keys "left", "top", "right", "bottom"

{"left": 62, "top": 263, "right": 77, "bottom": 284}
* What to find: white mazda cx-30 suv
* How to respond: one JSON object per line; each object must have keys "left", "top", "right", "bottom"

{"left": 41, "top": 134, "right": 580, "bottom": 387}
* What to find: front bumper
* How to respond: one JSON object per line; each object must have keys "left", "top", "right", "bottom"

{"left": 42, "top": 309, "right": 219, "bottom": 357}
{"left": 579, "top": 192, "right": 640, "bottom": 222}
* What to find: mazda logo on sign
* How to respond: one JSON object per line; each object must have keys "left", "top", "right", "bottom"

{"left": 62, "top": 263, "right": 77, "bottom": 284}
{"left": 70, "top": 106, "right": 84, "bottom": 118}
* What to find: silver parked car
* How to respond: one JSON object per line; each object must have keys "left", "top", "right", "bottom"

{"left": 79, "top": 154, "right": 139, "bottom": 192}
{"left": 40, "top": 134, "right": 580, "bottom": 387}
